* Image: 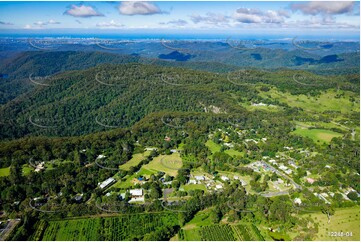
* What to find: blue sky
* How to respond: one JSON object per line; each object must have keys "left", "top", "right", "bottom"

{"left": 0, "top": 1, "right": 359, "bottom": 37}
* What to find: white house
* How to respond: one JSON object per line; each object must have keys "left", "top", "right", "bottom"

{"left": 215, "top": 184, "right": 223, "bottom": 189}
{"left": 294, "top": 198, "right": 302, "bottom": 205}
{"left": 221, "top": 176, "right": 229, "bottom": 181}
{"left": 97, "top": 154, "right": 106, "bottom": 159}
{"left": 195, "top": 176, "right": 205, "bottom": 181}
{"left": 129, "top": 189, "right": 143, "bottom": 197}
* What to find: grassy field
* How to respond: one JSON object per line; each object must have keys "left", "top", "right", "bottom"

{"left": 119, "top": 151, "right": 151, "bottom": 171}
{"left": 181, "top": 184, "right": 207, "bottom": 192}
{"left": 292, "top": 128, "right": 343, "bottom": 144}
{"left": 241, "top": 103, "right": 282, "bottom": 112}
{"left": 205, "top": 140, "right": 221, "bottom": 154}
{"left": 205, "top": 140, "right": 244, "bottom": 157}
{"left": 22, "top": 164, "right": 32, "bottom": 175}
{"left": 225, "top": 149, "right": 244, "bottom": 157}
{"left": 111, "top": 168, "right": 155, "bottom": 189}
{"left": 0, "top": 167, "right": 10, "bottom": 177}
{"left": 142, "top": 153, "right": 183, "bottom": 177}
{"left": 259, "top": 89, "right": 359, "bottom": 114}
{"left": 307, "top": 206, "right": 360, "bottom": 241}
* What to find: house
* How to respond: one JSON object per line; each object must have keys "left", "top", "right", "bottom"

{"left": 145, "top": 147, "right": 157, "bottom": 151}
{"left": 306, "top": 178, "right": 315, "bottom": 184}
{"left": 294, "top": 198, "right": 302, "bottom": 205}
{"left": 279, "top": 164, "right": 288, "bottom": 171}
{"left": 35, "top": 162, "right": 45, "bottom": 172}
{"left": 285, "top": 169, "right": 292, "bottom": 175}
{"left": 97, "top": 154, "right": 106, "bottom": 159}
{"left": 233, "top": 175, "right": 239, "bottom": 180}
{"left": 195, "top": 176, "right": 205, "bottom": 181}
{"left": 74, "top": 194, "right": 83, "bottom": 202}
{"left": 269, "top": 159, "right": 277, "bottom": 165}
{"left": 129, "top": 197, "right": 145, "bottom": 203}
{"left": 224, "top": 143, "right": 234, "bottom": 148}
{"left": 221, "top": 175, "right": 229, "bottom": 181}
{"left": 129, "top": 189, "right": 143, "bottom": 197}
{"left": 239, "top": 179, "right": 247, "bottom": 186}
{"left": 98, "top": 177, "right": 116, "bottom": 189}
{"left": 129, "top": 189, "right": 144, "bottom": 203}
{"left": 170, "top": 149, "right": 178, "bottom": 153}
{"left": 119, "top": 193, "right": 126, "bottom": 200}
{"left": 215, "top": 184, "right": 223, "bottom": 189}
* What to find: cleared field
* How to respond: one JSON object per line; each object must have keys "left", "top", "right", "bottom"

{"left": 206, "top": 140, "right": 243, "bottom": 157}
{"left": 225, "top": 149, "right": 244, "bottom": 157}
{"left": 181, "top": 224, "right": 264, "bottom": 241}
{"left": 142, "top": 153, "right": 183, "bottom": 176}
{"left": 292, "top": 128, "right": 343, "bottom": 144}
{"left": 37, "top": 213, "right": 179, "bottom": 241}
{"left": 205, "top": 140, "right": 221, "bottom": 154}
{"left": 241, "top": 103, "right": 281, "bottom": 112}
{"left": 119, "top": 150, "right": 151, "bottom": 171}
{"left": 307, "top": 206, "right": 360, "bottom": 241}
{"left": 260, "top": 89, "right": 359, "bottom": 114}
{"left": 0, "top": 167, "right": 10, "bottom": 177}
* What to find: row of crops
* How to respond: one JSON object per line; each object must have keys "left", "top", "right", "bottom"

{"left": 199, "top": 225, "right": 235, "bottom": 241}
{"left": 181, "top": 223, "right": 264, "bottom": 241}
{"left": 36, "top": 213, "right": 178, "bottom": 241}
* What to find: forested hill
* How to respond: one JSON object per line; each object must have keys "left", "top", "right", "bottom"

{"left": 0, "top": 51, "right": 239, "bottom": 104}
{"left": 0, "top": 62, "right": 358, "bottom": 140}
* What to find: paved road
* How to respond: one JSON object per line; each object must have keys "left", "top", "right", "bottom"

{"left": 260, "top": 161, "right": 302, "bottom": 190}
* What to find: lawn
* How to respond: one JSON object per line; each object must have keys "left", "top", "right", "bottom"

{"left": 292, "top": 128, "right": 343, "bottom": 144}
{"left": 180, "top": 184, "right": 207, "bottom": 192}
{"left": 306, "top": 206, "right": 360, "bottom": 241}
{"left": 142, "top": 153, "right": 183, "bottom": 177}
{"left": 119, "top": 150, "right": 151, "bottom": 171}
{"left": 0, "top": 167, "right": 10, "bottom": 177}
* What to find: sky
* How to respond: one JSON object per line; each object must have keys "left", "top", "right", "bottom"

{"left": 0, "top": 1, "right": 359, "bottom": 38}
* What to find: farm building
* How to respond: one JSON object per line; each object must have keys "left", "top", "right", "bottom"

{"left": 98, "top": 177, "right": 116, "bottom": 189}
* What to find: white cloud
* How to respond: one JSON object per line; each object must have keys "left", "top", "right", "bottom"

{"left": 64, "top": 4, "right": 104, "bottom": 18}
{"left": 33, "top": 20, "right": 61, "bottom": 27}
{"left": 190, "top": 13, "right": 230, "bottom": 26}
{"left": 233, "top": 8, "right": 290, "bottom": 24}
{"left": 290, "top": 1, "right": 355, "bottom": 16}
{"left": 160, "top": 19, "right": 188, "bottom": 26}
{"left": 96, "top": 20, "right": 124, "bottom": 28}
{"left": 118, "top": 1, "right": 163, "bottom": 15}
